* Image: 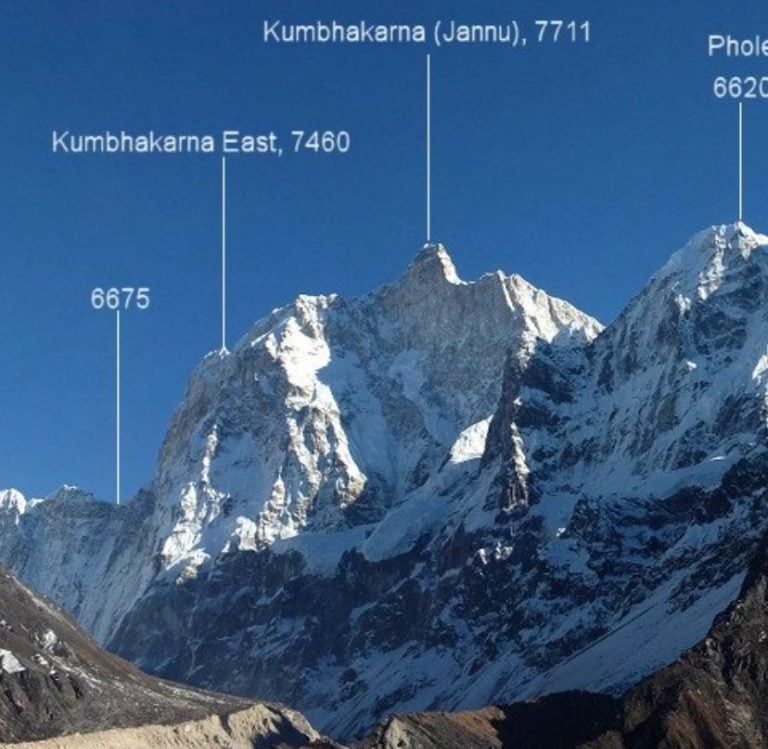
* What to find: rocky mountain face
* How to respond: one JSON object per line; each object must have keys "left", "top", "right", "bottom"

{"left": 1, "top": 223, "right": 767, "bottom": 739}
{"left": 357, "top": 531, "right": 768, "bottom": 749}
{"left": 601, "top": 537, "right": 768, "bottom": 749}
{"left": 0, "top": 565, "right": 319, "bottom": 747}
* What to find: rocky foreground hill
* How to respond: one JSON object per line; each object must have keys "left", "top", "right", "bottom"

{"left": 0, "top": 567, "right": 319, "bottom": 748}
{"left": 2, "top": 223, "right": 768, "bottom": 739}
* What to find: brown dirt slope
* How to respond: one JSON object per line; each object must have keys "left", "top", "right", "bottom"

{"left": 0, "top": 567, "right": 318, "bottom": 746}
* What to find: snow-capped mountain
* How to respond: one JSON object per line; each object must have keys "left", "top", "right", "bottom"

{"left": 1, "top": 224, "right": 767, "bottom": 739}
{"left": 150, "top": 243, "right": 598, "bottom": 564}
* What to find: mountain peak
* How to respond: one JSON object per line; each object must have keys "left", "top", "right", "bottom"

{"left": 46, "top": 485, "right": 98, "bottom": 503}
{"left": 0, "top": 490, "right": 26, "bottom": 524}
{"left": 695, "top": 221, "right": 766, "bottom": 250}
{"left": 657, "top": 222, "right": 768, "bottom": 288}
{"left": 403, "top": 242, "right": 463, "bottom": 286}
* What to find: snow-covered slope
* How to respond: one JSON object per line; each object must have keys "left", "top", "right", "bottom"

{"left": 2, "top": 226, "right": 768, "bottom": 738}
{"left": 0, "top": 487, "right": 151, "bottom": 643}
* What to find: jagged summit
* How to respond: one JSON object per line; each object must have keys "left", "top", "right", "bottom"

{"left": 0, "top": 489, "right": 25, "bottom": 525}
{"left": 656, "top": 221, "right": 768, "bottom": 290}
{"left": 46, "top": 485, "right": 99, "bottom": 503}
{"left": 0, "top": 486, "right": 108, "bottom": 528}
{"left": 194, "top": 244, "right": 601, "bottom": 383}
{"left": 404, "top": 242, "right": 464, "bottom": 286}
{"left": 398, "top": 244, "right": 598, "bottom": 328}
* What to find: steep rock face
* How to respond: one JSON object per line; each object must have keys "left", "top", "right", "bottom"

{"left": 553, "top": 223, "right": 768, "bottom": 497}
{"left": 148, "top": 243, "right": 599, "bottom": 569}
{"left": 102, "top": 246, "right": 600, "bottom": 735}
{"left": 356, "top": 532, "right": 768, "bottom": 749}
{"left": 594, "top": 537, "right": 768, "bottom": 748}
{"left": 0, "top": 242, "right": 598, "bottom": 643}
{"left": 3, "top": 226, "right": 768, "bottom": 738}
{"left": 0, "top": 566, "right": 318, "bottom": 746}
{"left": 486, "top": 223, "right": 768, "bottom": 692}
{"left": 0, "top": 488, "right": 160, "bottom": 644}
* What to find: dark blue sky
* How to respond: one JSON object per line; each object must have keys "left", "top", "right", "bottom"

{"left": 1, "top": 0, "right": 767, "bottom": 501}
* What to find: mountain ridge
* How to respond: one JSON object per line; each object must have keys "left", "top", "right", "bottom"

{"left": 1, "top": 223, "right": 766, "bottom": 738}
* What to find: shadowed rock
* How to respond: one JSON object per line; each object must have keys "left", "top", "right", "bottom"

{"left": 357, "top": 535, "right": 768, "bottom": 748}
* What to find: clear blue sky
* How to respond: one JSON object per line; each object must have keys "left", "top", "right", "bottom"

{"left": 1, "top": 0, "right": 766, "bottom": 501}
